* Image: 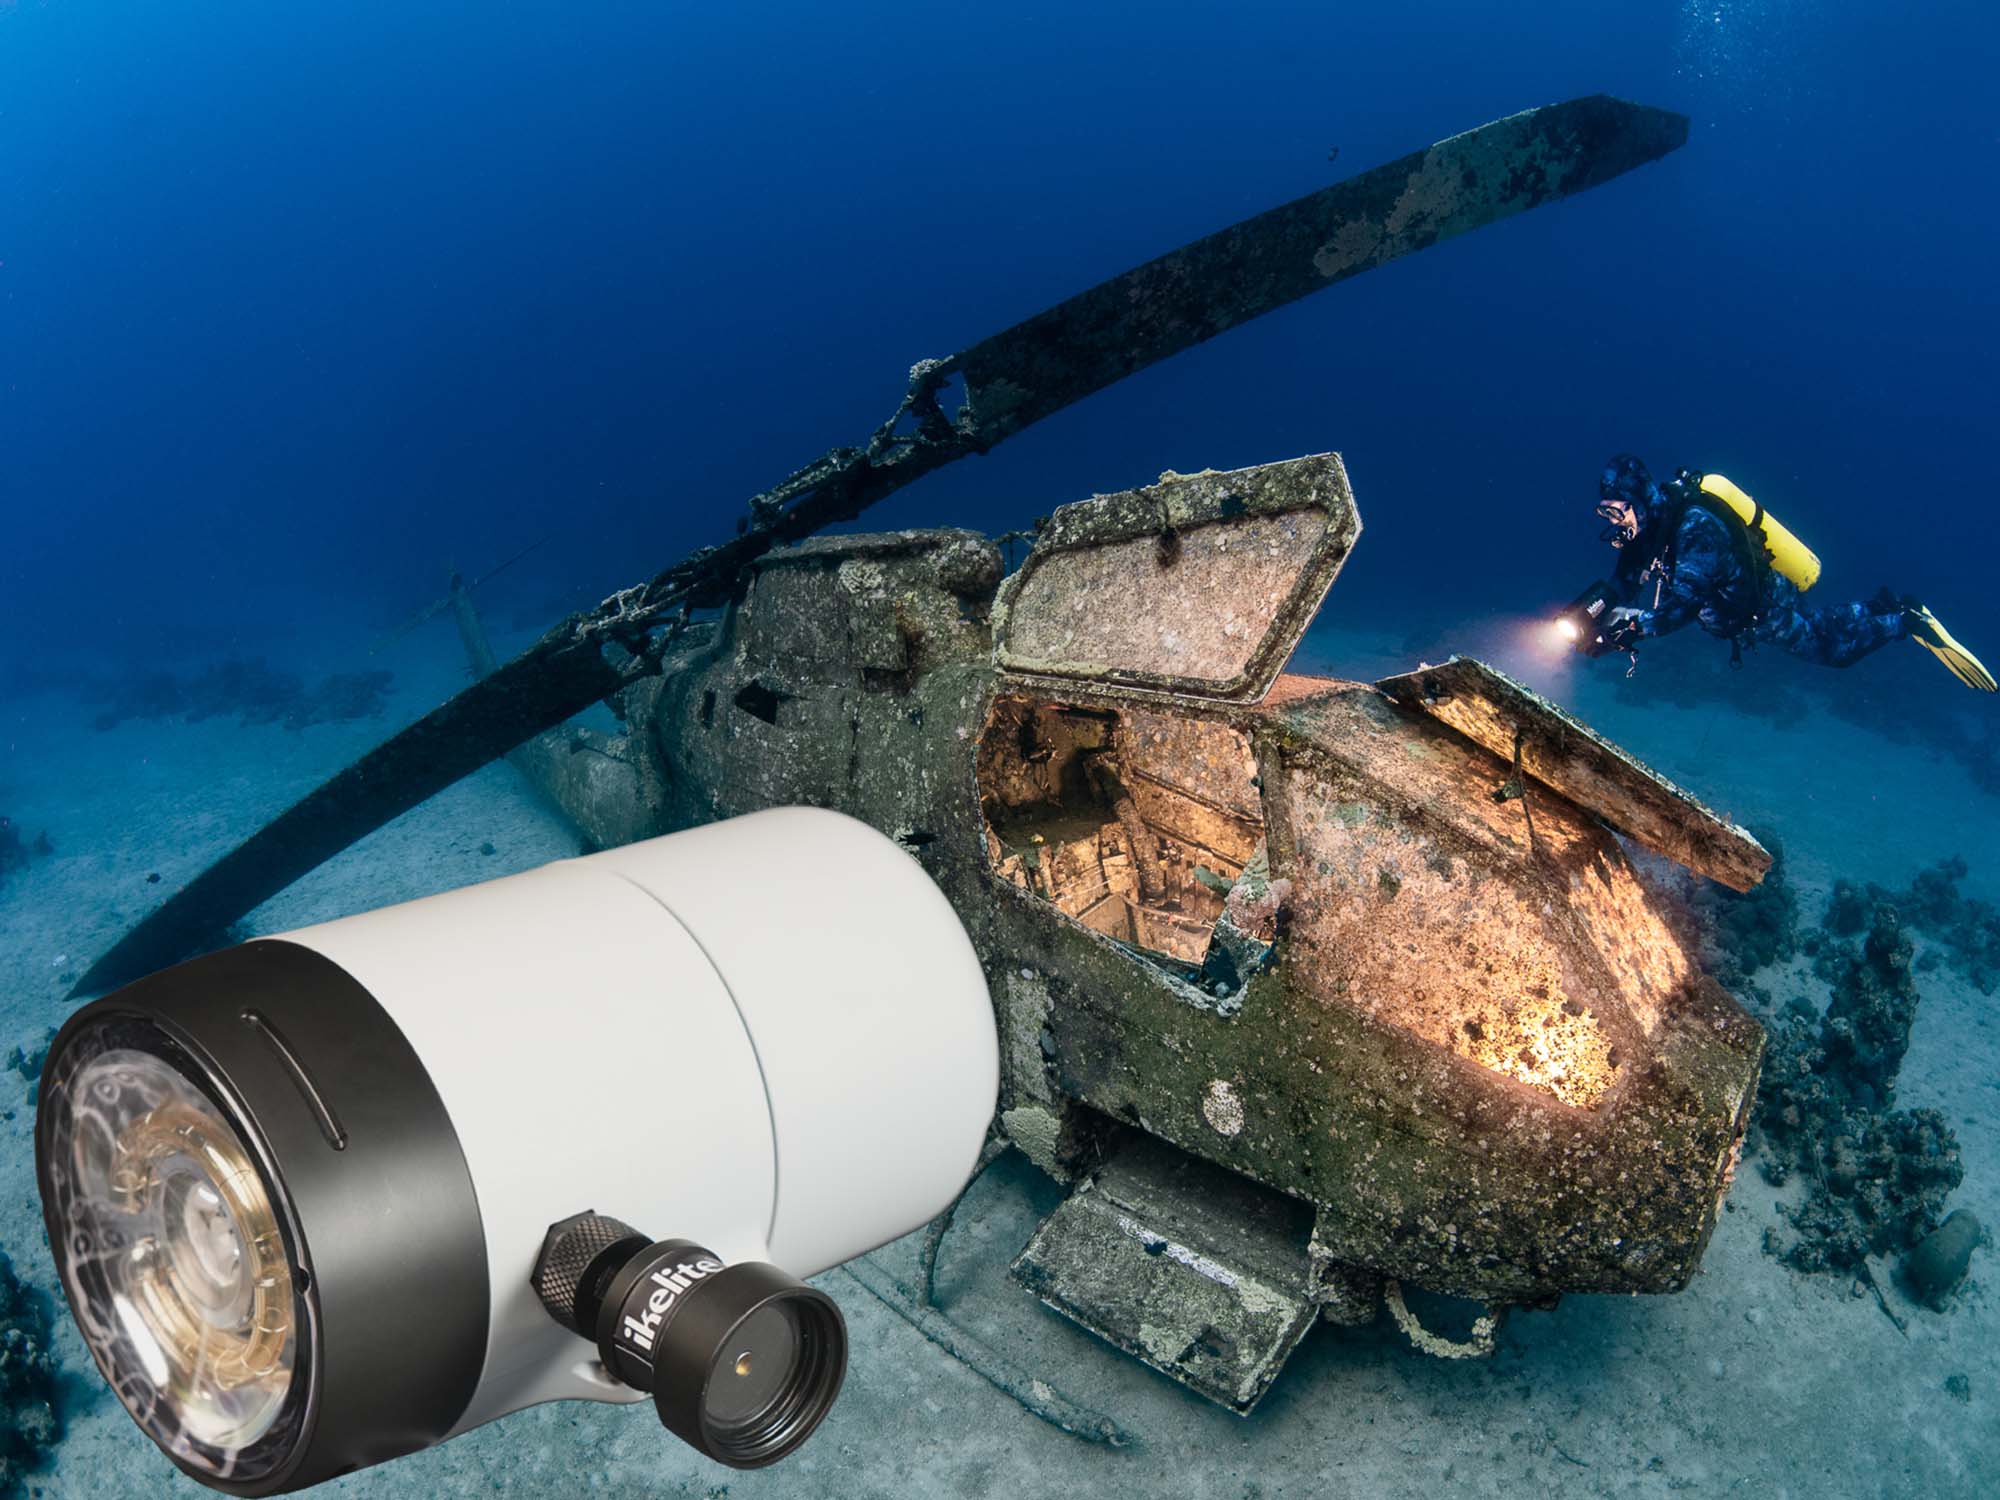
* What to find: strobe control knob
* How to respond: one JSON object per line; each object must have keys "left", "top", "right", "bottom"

{"left": 532, "top": 1211, "right": 847, "bottom": 1468}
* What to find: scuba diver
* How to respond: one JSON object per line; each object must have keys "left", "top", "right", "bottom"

{"left": 1559, "top": 454, "right": 1995, "bottom": 691}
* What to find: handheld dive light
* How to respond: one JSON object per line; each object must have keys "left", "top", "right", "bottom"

{"left": 36, "top": 807, "right": 998, "bottom": 1494}
{"left": 1555, "top": 580, "right": 1621, "bottom": 657}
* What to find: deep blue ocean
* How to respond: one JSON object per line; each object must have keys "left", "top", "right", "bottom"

{"left": 4, "top": 5, "right": 1998, "bottom": 1500}
{"left": 5, "top": 1, "right": 1995, "bottom": 667}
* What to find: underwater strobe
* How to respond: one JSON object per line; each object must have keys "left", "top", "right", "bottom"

{"left": 35, "top": 808, "right": 998, "bottom": 1494}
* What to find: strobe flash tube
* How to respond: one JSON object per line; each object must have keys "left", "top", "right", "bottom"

{"left": 36, "top": 808, "right": 998, "bottom": 1495}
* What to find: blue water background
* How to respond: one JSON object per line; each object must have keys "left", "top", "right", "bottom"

{"left": 2, "top": 0, "right": 1994, "bottom": 675}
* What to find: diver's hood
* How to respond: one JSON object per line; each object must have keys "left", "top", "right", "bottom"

{"left": 1599, "top": 452, "right": 1665, "bottom": 533}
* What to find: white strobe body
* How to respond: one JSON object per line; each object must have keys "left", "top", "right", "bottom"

{"left": 275, "top": 806, "right": 997, "bottom": 1433}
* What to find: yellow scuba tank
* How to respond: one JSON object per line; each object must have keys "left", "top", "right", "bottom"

{"left": 1698, "top": 473, "right": 1821, "bottom": 590}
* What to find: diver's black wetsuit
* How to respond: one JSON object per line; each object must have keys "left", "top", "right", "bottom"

{"left": 1599, "top": 454, "right": 1907, "bottom": 667}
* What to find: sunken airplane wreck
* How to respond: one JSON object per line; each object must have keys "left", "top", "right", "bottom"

{"left": 474, "top": 452, "right": 1769, "bottom": 1412}
{"left": 65, "top": 97, "right": 1764, "bottom": 1418}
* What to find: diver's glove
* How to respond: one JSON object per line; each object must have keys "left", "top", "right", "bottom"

{"left": 1601, "top": 607, "right": 1646, "bottom": 651}
{"left": 1902, "top": 599, "right": 1997, "bottom": 692}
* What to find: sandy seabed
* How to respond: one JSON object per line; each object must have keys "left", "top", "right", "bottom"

{"left": 0, "top": 625, "right": 1992, "bottom": 1500}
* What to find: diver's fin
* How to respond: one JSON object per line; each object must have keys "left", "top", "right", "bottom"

{"left": 1906, "top": 603, "right": 1998, "bottom": 692}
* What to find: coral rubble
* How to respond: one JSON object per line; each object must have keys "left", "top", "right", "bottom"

{"left": 1825, "top": 857, "right": 2000, "bottom": 994}
{"left": 1751, "top": 905, "right": 1963, "bottom": 1276}
{"left": 1700, "top": 841, "right": 1981, "bottom": 1293}
{"left": 0, "top": 1252, "right": 63, "bottom": 1500}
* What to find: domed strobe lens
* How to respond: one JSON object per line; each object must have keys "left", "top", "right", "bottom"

{"left": 533, "top": 1214, "right": 846, "bottom": 1469}
{"left": 36, "top": 1020, "right": 304, "bottom": 1485}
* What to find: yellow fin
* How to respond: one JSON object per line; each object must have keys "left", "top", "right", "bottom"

{"left": 1910, "top": 606, "right": 1998, "bottom": 692}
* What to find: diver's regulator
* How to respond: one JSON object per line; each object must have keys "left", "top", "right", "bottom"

{"left": 35, "top": 808, "right": 998, "bottom": 1494}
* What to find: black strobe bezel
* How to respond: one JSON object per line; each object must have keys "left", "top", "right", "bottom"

{"left": 36, "top": 940, "right": 490, "bottom": 1496}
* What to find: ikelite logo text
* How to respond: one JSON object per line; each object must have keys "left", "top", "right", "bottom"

{"left": 620, "top": 1257, "right": 726, "bottom": 1353}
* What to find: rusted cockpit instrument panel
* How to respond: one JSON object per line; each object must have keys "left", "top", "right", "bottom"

{"left": 617, "top": 453, "right": 1763, "bottom": 1415}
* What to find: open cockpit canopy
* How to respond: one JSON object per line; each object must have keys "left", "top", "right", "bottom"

{"left": 991, "top": 454, "right": 1359, "bottom": 705}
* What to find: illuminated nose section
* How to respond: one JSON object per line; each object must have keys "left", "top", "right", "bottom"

{"left": 1259, "top": 668, "right": 1764, "bottom": 1294}
{"left": 977, "top": 456, "right": 1763, "bottom": 1313}
{"left": 1276, "top": 684, "right": 1697, "bottom": 1109}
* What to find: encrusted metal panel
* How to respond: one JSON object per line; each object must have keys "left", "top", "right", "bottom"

{"left": 1278, "top": 689, "right": 1670, "bottom": 1110}
{"left": 1375, "top": 656, "right": 1772, "bottom": 891}
{"left": 1012, "top": 1134, "right": 1318, "bottom": 1413}
{"left": 992, "top": 454, "right": 1360, "bottom": 703}
{"left": 1119, "top": 707, "right": 1265, "bottom": 822}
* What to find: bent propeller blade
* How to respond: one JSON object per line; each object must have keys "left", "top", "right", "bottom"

{"left": 71, "top": 94, "right": 1688, "bottom": 997}
{"left": 954, "top": 93, "right": 1688, "bottom": 444}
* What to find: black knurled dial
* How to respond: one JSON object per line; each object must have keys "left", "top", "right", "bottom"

{"left": 532, "top": 1211, "right": 648, "bottom": 1335}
